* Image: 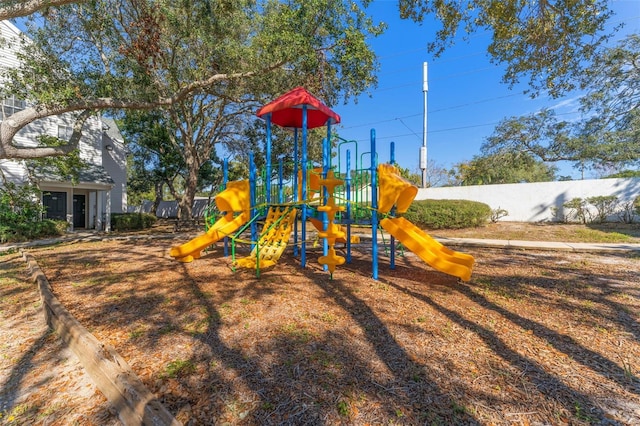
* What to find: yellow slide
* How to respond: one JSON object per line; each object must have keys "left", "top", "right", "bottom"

{"left": 235, "top": 206, "right": 297, "bottom": 269}
{"left": 380, "top": 217, "right": 475, "bottom": 281}
{"left": 377, "top": 164, "right": 475, "bottom": 281}
{"left": 170, "top": 180, "right": 250, "bottom": 263}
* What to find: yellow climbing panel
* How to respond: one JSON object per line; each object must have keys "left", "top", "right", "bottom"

{"left": 317, "top": 170, "right": 346, "bottom": 276}
{"left": 235, "top": 206, "right": 297, "bottom": 270}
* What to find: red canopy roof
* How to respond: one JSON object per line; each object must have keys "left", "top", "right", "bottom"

{"left": 256, "top": 87, "right": 341, "bottom": 129}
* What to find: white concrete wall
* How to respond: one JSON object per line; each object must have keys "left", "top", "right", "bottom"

{"left": 416, "top": 178, "right": 640, "bottom": 222}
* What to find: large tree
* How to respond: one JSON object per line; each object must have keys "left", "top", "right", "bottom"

{"left": 1, "top": 0, "right": 382, "bottom": 162}
{"left": 578, "top": 33, "right": 640, "bottom": 166}
{"left": 398, "top": 0, "right": 618, "bottom": 98}
{"left": 119, "top": 110, "right": 183, "bottom": 212}
{"left": 452, "top": 150, "right": 558, "bottom": 186}
{"left": 3, "top": 0, "right": 384, "bottom": 217}
{"left": 482, "top": 35, "right": 640, "bottom": 173}
{"left": 0, "top": 0, "right": 625, "bottom": 163}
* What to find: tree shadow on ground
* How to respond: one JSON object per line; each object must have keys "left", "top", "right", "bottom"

{"left": 25, "top": 239, "right": 640, "bottom": 424}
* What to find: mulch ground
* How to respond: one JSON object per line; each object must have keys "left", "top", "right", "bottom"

{"left": 11, "top": 234, "right": 639, "bottom": 425}
{"left": 0, "top": 251, "right": 119, "bottom": 425}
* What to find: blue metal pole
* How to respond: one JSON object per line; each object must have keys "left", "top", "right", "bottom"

{"left": 371, "top": 129, "right": 378, "bottom": 280}
{"left": 265, "top": 114, "right": 272, "bottom": 204}
{"left": 390, "top": 141, "right": 395, "bottom": 164}
{"left": 293, "top": 128, "right": 299, "bottom": 256}
{"left": 301, "top": 105, "right": 308, "bottom": 267}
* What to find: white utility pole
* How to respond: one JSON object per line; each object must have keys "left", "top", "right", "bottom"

{"left": 421, "top": 62, "right": 428, "bottom": 188}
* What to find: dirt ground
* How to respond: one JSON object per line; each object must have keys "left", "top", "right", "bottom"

{"left": 2, "top": 221, "right": 639, "bottom": 425}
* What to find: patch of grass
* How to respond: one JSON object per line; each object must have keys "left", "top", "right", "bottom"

{"left": 573, "top": 402, "right": 595, "bottom": 422}
{"left": 1, "top": 403, "right": 36, "bottom": 423}
{"left": 219, "top": 302, "right": 232, "bottom": 317}
{"left": 621, "top": 358, "right": 634, "bottom": 382}
{"left": 129, "top": 326, "right": 146, "bottom": 340}
{"left": 162, "top": 359, "right": 196, "bottom": 378}
{"left": 574, "top": 228, "right": 632, "bottom": 243}
{"left": 568, "top": 260, "right": 590, "bottom": 269}
{"left": 319, "top": 312, "right": 337, "bottom": 324}
{"left": 452, "top": 400, "right": 468, "bottom": 416}
{"left": 158, "top": 323, "right": 175, "bottom": 335}
{"left": 279, "top": 322, "right": 315, "bottom": 343}
{"left": 310, "top": 350, "right": 338, "bottom": 368}
{"left": 38, "top": 402, "right": 64, "bottom": 419}
{"left": 337, "top": 400, "right": 350, "bottom": 417}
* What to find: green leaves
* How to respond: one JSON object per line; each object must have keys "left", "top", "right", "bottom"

{"left": 398, "top": 0, "right": 617, "bottom": 98}
{"left": 454, "top": 150, "right": 558, "bottom": 186}
{"left": 480, "top": 35, "right": 640, "bottom": 173}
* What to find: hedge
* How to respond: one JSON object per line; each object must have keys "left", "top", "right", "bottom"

{"left": 111, "top": 213, "right": 157, "bottom": 231}
{"left": 403, "top": 199, "right": 491, "bottom": 229}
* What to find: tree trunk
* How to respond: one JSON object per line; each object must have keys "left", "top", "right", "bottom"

{"left": 151, "top": 182, "right": 164, "bottom": 216}
{"left": 178, "top": 161, "right": 199, "bottom": 220}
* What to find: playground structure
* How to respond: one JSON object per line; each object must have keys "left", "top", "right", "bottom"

{"left": 170, "top": 87, "right": 474, "bottom": 281}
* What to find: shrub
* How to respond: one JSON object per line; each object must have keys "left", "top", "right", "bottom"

{"left": 404, "top": 199, "right": 491, "bottom": 229}
{"left": 111, "top": 213, "right": 157, "bottom": 231}
{"left": 586, "top": 195, "right": 618, "bottom": 223}
{"left": 490, "top": 207, "right": 509, "bottom": 223}
{"left": 619, "top": 196, "right": 640, "bottom": 224}
{"left": 0, "top": 182, "right": 43, "bottom": 225}
{"left": 0, "top": 219, "right": 67, "bottom": 243}
{"left": 563, "top": 198, "right": 589, "bottom": 224}
{"left": 565, "top": 195, "right": 632, "bottom": 224}
{"left": 0, "top": 182, "right": 68, "bottom": 243}
{"left": 348, "top": 201, "right": 373, "bottom": 222}
{"left": 616, "top": 200, "right": 636, "bottom": 224}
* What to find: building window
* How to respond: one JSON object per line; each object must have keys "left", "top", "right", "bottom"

{"left": 1, "top": 96, "right": 26, "bottom": 119}
{"left": 58, "top": 124, "right": 73, "bottom": 141}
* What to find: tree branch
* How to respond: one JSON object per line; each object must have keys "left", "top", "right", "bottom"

{"left": 1, "top": 65, "right": 284, "bottom": 160}
{"left": 0, "top": 0, "right": 84, "bottom": 20}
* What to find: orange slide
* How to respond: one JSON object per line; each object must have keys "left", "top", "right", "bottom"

{"left": 377, "top": 164, "right": 475, "bottom": 281}
{"left": 170, "top": 180, "right": 250, "bottom": 263}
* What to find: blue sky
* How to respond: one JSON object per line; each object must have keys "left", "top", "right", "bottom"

{"left": 333, "top": 0, "right": 640, "bottom": 181}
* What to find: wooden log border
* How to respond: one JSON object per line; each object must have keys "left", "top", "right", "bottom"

{"left": 22, "top": 249, "right": 181, "bottom": 426}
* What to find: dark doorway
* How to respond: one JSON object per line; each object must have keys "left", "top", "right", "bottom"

{"left": 42, "top": 191, "right": 67, "bottom": 221}
{"left": 73, "top": 194, "right": 86, "bottom": 228}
